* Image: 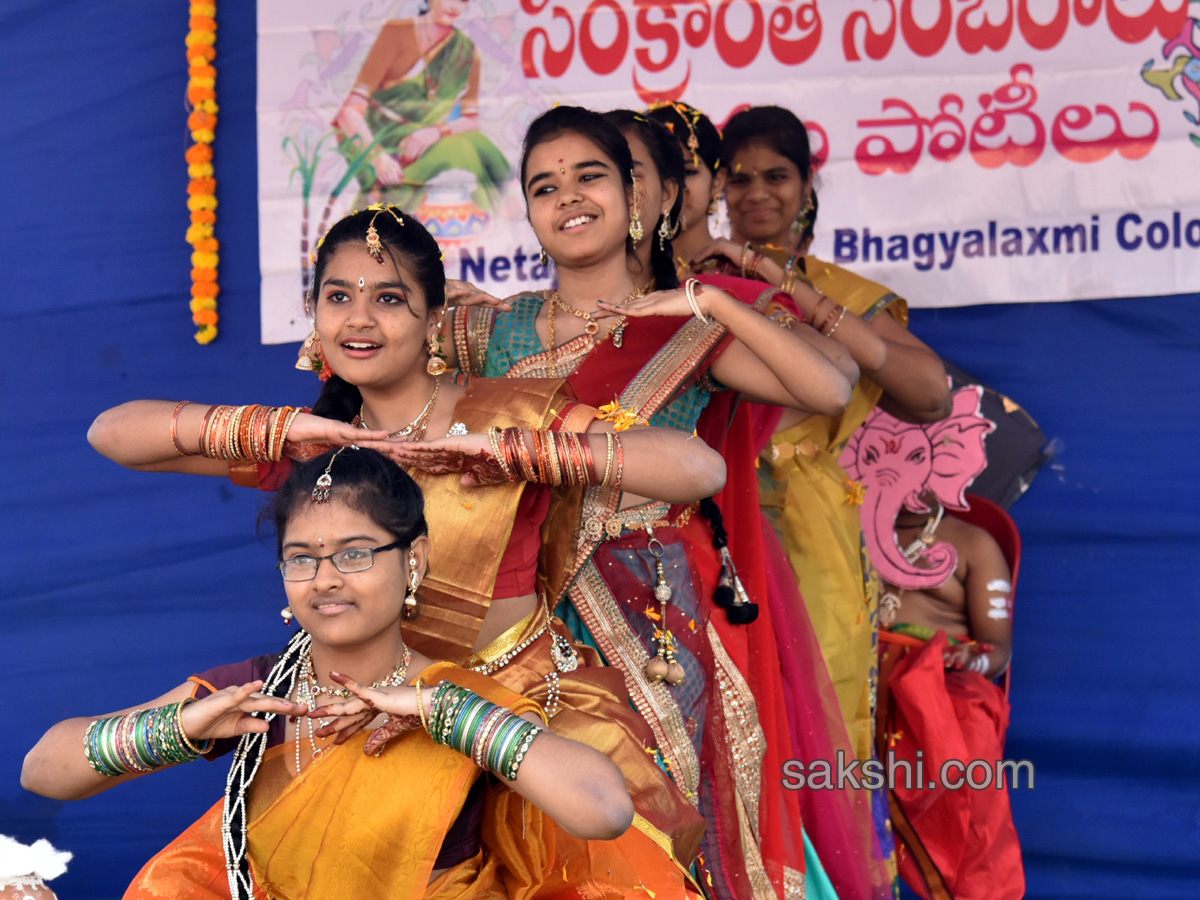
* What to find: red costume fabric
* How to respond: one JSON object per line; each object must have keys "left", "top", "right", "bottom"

{"left": 879, "top": 631, "right": 1025, "bottom": 900}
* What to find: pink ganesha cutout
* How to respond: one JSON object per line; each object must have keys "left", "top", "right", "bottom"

{"left": 839, "top": 384, "right": 996, "bottom": 590}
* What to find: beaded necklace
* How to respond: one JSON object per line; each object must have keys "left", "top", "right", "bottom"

{"left": 293, "top": 644, "right": 412, "bottom": 773}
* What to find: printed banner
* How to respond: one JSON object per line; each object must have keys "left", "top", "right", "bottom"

{"left": 258, "top": 0, "right": 1200, "bottom": 343}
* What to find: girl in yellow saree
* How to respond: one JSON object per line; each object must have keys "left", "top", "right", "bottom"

{"left": 22, "top": 448, "right": 701, "bottom": 900}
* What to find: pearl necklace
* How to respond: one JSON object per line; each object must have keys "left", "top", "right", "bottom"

{"left": 292, "top": 645, "right": 412, "bottom": 772}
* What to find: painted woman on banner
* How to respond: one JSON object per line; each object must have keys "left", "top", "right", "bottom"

{"left": 87, "top": 207, "right": 730, "bottom": 896}
{"left": 443, "top": 104, "right": 855, "bottom": 900}
{"left": 648, "top": 100, "right": 894, "bottom": 900}
{"left": 333, "top": 0, "right": 510, "bottom": 213}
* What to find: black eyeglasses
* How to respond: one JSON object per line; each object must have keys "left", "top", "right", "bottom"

{"left": 277, "top": 541, "right": 402, "bottom": 582}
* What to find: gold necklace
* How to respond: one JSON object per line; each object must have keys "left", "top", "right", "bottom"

{"left": 359, "top": 374, "right": 441, "bottom": 441}
{"left": 545, "top": 285, "right": 648, "bottom": 375}
{"left": 300, "top": 644, "right": 413, "bottom": 701}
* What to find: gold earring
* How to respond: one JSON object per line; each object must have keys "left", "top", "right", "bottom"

{"left": 708, "top": 196, "right": 719, "bottom": 216}
{"left": 281, "top": 606, "right": 294, "bottom": 626}
{"left": 538, "top": 246, "right": 548, "bottom": 266}
{"left": 657, "top": 215, "right": 672, "bottom": 252}
{"left": 295, "top": 323, "right": 334, "bottom": 381}
{"left": 403, "top": 550, "right": 421, "bottom": 620}
{"left": 629, "top": 210, "right": 644, "bottom": 245}
{"left": 427, "top": 340, "right": 447, "bottom": 376}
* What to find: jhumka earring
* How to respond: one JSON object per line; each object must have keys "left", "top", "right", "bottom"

{"left": 281, "top": 606, "right": 294, "bottom": 626}
{"left": 657, "top": 214, "right": 673, "bottom": 252}
{"left": 793, "top": 193, "right": 815, "bottom": 237}
{"left": 642, "top": 533, "right": 685, "bottom": 686}
{"left": 538, "top": 246, "right": 549, "bottom": 267}
{"left": 295, "top": 312, "right": 335, "bottom": 381}
{"left": 426, "top": 310, "right": 448, "bottom": 376}
{"left": 629, "top": 171, "right": 645, "bottom": 245}
{"left": 403, "top": 550, "right": 421, "bottom": 620}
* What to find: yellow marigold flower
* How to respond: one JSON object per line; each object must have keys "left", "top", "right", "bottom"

{"left": 191, "top": 3, "right": 216, "bottom": 16}
{"left": 186, "top": 30, "right": 216, "bottom": 47}
{"left": 186, "top": 223, "right": 214, "bottom": 243}
{"left": 197, "top": 99, "right": 219, "bottom": 114}
{"left": 188, "top": 163, "right": 214, "bottom": 178}
{"left": 187, "top": 194, "right": 218, "bottom": 212}
{"left": 190, "top": 297, "right": 218, "bottom": 312}
{"left": 595, "top": 400, "right": 646, "bottom": 432}
{"left": 191, "top": 129, "right": 216, "bottom": 144}
{"left": 194, "top": 325, "right": 219, "bottom": 345}
{"left": 191, "top": 251, "right": 219, "bottom": 268}
{"left": 843, "top": 478, "right": 866, "bottom": 506}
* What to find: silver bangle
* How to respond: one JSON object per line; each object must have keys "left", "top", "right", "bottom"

{"left": 683, "top": 278, "right": 711, "bottom": 323}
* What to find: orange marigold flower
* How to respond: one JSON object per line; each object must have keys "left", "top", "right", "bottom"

{"left": 186, "top": 44, "right": 216, "bottom": 63}
{"left": 193, "top": 309, "right": 220, "bottom": 326}
{"left": 185, "top": 144, "right": 213, "bottom": 164}
{"left": 191, "top": 281, "right": 220, "bottom": 299}
{"left": 188, "top": 86, "right": 216, "bottom": 105}
{"left": 195, "top": 238, "right": 219, "bottom": 253}
{"left": 188, "top": 64, "right": 216, "bottom": 81}
{"left": 188, "top": 178, "right": 217, "bottom": 195}
{"left": 191, "top": 209, "right": 217, "bottom": 225}
{"left": 189, "top": 15, "right": 217, "bottom": 30}
{"left": 191, "top": 267, "right": 218, "bottom": 283}
{"left": 187, "top": 111, "right": 216, "bottom": 131}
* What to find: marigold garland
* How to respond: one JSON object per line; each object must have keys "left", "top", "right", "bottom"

{"left": 186, "top": 2, "right": 219, "bottom": 344}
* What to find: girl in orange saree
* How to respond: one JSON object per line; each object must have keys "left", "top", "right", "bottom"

{"left": 23, "top": 448, "right": 682, "bottom": 900}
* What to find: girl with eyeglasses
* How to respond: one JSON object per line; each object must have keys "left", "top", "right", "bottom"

{"left": 24, "top": 448, "right": 704, "bottom": 898}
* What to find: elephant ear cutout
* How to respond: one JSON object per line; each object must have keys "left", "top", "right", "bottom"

{"left": 925, "top": 385, "right": 997, "bottom": 510}
{"left": 839, "top": 381, "right": 997, "bottom": 591}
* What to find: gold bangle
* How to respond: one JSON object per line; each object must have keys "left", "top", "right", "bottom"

{"left": 170, "top": 401, "right": 197, "bottom": 456}
{"left": 487, "top": 427, "right": 512, "bottom": 480}
{"left": 415, "top": 677, "right": 430, "bottom": 735}
{"left": 602, "top": 432, "right": 615, "bottom": 486}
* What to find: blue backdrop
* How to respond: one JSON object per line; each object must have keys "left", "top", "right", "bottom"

{"left": 1, "top": 3, "right": 1197, "bottom": 898}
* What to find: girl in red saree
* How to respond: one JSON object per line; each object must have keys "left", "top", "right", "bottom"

{"left": 444, "top": 106, "right": 854, "bottom": 900}
{"left": 647, "top": 100, "right": 896, "bottom": 900}
{"left": 22, "top": 447, "right": 675, "bottom": 899}
{"left": 87, "top": 207, "right": 727, "bottom": 892}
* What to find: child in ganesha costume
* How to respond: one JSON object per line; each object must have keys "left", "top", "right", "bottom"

{"left": 840, "top": 385, "right": 1025, "bottom": 900}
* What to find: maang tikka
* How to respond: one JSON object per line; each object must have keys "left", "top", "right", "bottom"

{"left": 312, "top": 447, "right": 346, "bottom": 503}
{"left": 365, "top": 203, "right": 406, "bottom": 263}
